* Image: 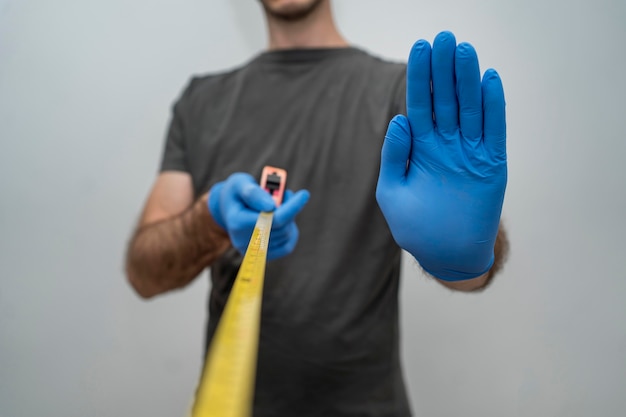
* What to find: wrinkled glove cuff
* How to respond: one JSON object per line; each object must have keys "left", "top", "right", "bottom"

{"left": 420, "top": 253, "right": 495, "bottom": 282}
{"left": 207, "top": 182, "right": 226, "bottom": 230}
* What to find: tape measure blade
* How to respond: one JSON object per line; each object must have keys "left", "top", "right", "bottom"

{"left": 192, "top": 212, "right": 273, "bottom": 417}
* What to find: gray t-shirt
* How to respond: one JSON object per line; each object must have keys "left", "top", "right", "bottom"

{"left": 161, "top": 47, "right": 410, "bottom": 417}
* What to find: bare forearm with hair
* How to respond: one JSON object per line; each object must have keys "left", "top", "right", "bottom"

{"left": 436, "top": 223, "right": 510, "bottom": 292}
{"left": 126, "top": 195, "right": 230, "bottom": 298}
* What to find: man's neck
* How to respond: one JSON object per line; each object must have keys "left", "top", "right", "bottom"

{"left": 264, "top": 1, "right": 348, "bottom": 50}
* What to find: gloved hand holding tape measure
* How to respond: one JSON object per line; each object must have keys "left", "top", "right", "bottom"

{"left": 208, "top": 172, "right": 310, "bottom": 261}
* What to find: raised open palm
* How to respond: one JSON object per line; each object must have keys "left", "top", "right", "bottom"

{"left": 376, "top": 31, "right": 507, "bottom": 281}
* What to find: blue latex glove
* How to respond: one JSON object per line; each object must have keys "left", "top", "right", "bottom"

{"left": 208, "top": 173, "right": 310, "bottom": 260}
{"left": 376, "top": 31, "right": 507, "bottom": 281}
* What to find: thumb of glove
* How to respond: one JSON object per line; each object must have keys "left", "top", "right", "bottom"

{"left": 377, "top": 114, "right": 411, "bottom": 197}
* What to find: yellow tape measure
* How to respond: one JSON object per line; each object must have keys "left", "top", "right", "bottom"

{"left": 191, "top": 167, "right": 287, "bottom": 417}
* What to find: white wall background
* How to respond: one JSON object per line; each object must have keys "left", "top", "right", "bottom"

{"left": 1, "top": 0, "right": 625, "bottom": 416}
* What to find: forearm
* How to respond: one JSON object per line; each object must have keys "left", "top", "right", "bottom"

{"left": 436, "top": 223, "right": 510, "bottom": 292}
{"left": 125, "top": 195, "right": 230, "bottom": 298}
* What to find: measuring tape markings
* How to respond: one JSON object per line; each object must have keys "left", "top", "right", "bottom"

{"left": 191, "top": 167, "right": 286, "bottom": 417}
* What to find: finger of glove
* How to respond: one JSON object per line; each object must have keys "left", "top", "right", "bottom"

{"left": 267, "top": 223, "right": 299, "bottom": 261}
{"left": 406, "top": 40, "right": 434, "bottom": 138}
{"left": 268, "top": 222, "right": 295, "bottom": 249}
{"left": 231, "top": 229, "right": 254, "bottom": 256}
{"left": 225, "top": 173, "right": 276, "bottom": 212}
{"left": 268, "top": 195, "right": 297, "bottom": 242}
{"left": 272, "top": 189, "right": 310, "bottom": 229}
{"left": 455, "top": 42, "right": 483, "bottom": 141}
{"left": 432, "top": 31, "right": 459, "bottom": 135}
{"left": 280, "top": 189, "right": 294, "bottom": 208}
{"left": 482, "top": 68, "right": 507, "bottom": 160}
{"left": 378, "top": 114, "right": 411, "bottom": 187}
{"left": 224, "top": 209, "right": 260, "bottom": 237}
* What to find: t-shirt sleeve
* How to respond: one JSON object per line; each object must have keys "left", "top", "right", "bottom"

{"left": 159, "top": 79, "right": 195, "bottom": 173}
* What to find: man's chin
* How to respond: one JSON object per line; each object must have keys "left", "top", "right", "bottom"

{"left": 260, "top": 0, "right": 325, "bottom": 22}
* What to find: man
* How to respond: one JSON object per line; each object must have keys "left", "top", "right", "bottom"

{"left": 125, "top": 0, "right": 509, "bottom": 415}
